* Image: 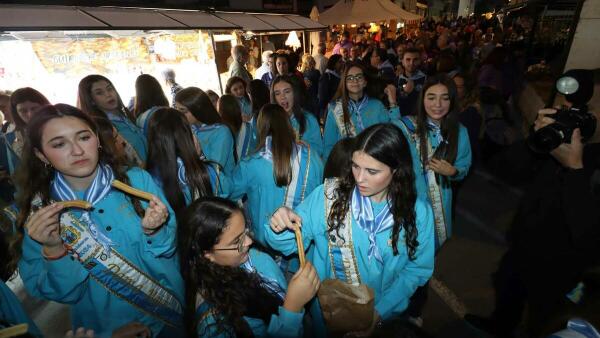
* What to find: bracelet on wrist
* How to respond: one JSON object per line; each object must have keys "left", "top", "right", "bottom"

{"left": 42, "top": 246, "right": 68, "bottom": 261}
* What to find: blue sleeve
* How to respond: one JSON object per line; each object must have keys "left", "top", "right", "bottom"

{"left": 18, "top": 233, "right": 90, "bottom": 304}
{"left": 0, "top": 281, "right": 43, "bottom": 337}
{"left": 266, "top": 306, "right": 305, "bottom": 338}
{"left": 228, "top": 159, "right": 252, "bottom": 201}
{"left": 323, "top": 107, "right": 341, "bottom": 161}
{"left": 215, "top": 128, "right": 236, "bottom": 177}
{"left": 129, "top": 168, "right": 178, "bottom": 258}
{"left": 263, "top": 185, "right": 324, "bottom": 256}
{"left": 375, "top": 199, "right": 435, "bottom": 319}
{"left": 374, "top": 99, "right": 400, "bottom": 123}
{"left": 450, "top": 125, "right": 472, "bottom": 181}
{"left": 302, "top": 113, "right": 323, "bottom": 159}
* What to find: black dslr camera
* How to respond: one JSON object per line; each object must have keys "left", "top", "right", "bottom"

{"left": 529, "top": 69, "right": 597, "bottom": 153}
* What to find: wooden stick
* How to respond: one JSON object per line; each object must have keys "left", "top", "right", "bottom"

{"left": 293, "top": 221, "right": 306, "bottom": 268}
{"left": 0, "top": 324, "right": 29, "bottom": 338}
{"left": 58, "top": 200, "right": 92, "bottom": 209}
{"left": 112, "top": 180, "right": 154, "bottom": 201}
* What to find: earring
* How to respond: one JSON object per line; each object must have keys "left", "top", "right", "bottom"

{"left": 44, "top": 162, "right": 52, "bottom": 170}
{"left": 98, "top": 144, "right": 103, "bottom": 152}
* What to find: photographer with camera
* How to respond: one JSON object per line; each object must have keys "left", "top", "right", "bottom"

{"left": 465, "top": 69, "right": 600, "bottom": 337}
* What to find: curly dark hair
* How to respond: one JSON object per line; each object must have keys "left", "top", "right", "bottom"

{"left": 179, "top": 197, "right": 283, "bottom": 337}
{"left": 7, "top": 104, "right": 143, "bottom": 279}
{"left": 327, "top": 123, "right": 419, "bottom": 259}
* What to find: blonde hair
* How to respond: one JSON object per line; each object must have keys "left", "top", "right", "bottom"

{"left": 300, "top": 54, "right": 316, "bottom": 73}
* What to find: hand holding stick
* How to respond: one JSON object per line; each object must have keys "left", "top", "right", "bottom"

{"left": 292, "top": 221, "right": 306, "bottom": 268}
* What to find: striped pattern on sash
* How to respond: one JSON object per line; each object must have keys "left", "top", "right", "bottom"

{"left": 59, "top": 211, "right": 183, "bottom": 327}
{"left": 323, "top": 178, "right": 361, "bottom": 286}
{"left": 236, "top": 122, "right": 253, "bottom": 160}
{"left": 399, "top": 116, "right": 448, "bottom": 249}
{"left": 332, "top": 100, "right": 357, "bottom": 138}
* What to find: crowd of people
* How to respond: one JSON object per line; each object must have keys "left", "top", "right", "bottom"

{"left": 0, "top": 14, "right": 598, "bottom": 338}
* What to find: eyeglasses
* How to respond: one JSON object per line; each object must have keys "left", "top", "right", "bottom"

{"left": 346, "top": 73, "right": 365, "bottom": 82}
{"left": 213, "top": 228, "right": 251, "bottom": 253}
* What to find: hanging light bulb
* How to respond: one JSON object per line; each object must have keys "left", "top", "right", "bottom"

{"left": 285, "top": 31, "right": 301, "bottom": 51}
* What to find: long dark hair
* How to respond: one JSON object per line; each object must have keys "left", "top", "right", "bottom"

{"left": 175, "top": 87, "right": 222, "bottom": 125}
{"left": 10, "top": 104, "right": 143, "bottom": 277}
{"left": 249, "top": 79, "right": 270, "bottom": 120}
{"left": 218, "top": 94, "right": 243, "bottom": 136}
{"left": 218, "top": 94, "right": 243, "bottom": 164}
{"left": 179, "top": 197, "right": 282, "bottom": 337}
{"left": 77, "top": 74, "right": 135, "bottom": 122}
{"left": 415, "top": 74, "right": 460, "bottom": 181}
{"left": 9, "top": 87, "right": 50, "bottom": 131}
{"left": 146, "top": 108, "right": 213, "bottom": 218}
{"left": 133, "top": 74, "right": 169, "bottom": 118}
{"left": 270, "top": 75, "right": 306, "bottom": 136}
{"left": 327, "top": 123, "right": 418, "bottom": 259}
{"left": 323, "top": 137, "right": 355, "bottom": 179}
{"left": 256, "top": 104, "right": 297, "bottom": 186}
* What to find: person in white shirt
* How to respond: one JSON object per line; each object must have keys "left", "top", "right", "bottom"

{"left": 313, "top": 42, "right": 328, "bottom": 76}
{"left": 255, "top": 50, "right": 273, "bottom": 80}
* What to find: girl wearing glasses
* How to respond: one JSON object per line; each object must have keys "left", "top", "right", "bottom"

{"left": 179, "top": 197, "right": 320, "bottom": 338}
{"left": 78, "top": 75, "right": 147, "bottom": 165}
{"left": 323, "top": 62, "right": 400, "bottom": 159}
{"left": 230, "top": 104, "right": 322, "bottom": 247}
{"left": 266, "top": 123, "right": 434, "bottom": 337}
{"left": 271, "top": 75, "right": 323, "bottom": 158}
{"left": 174, "top": 87, "right": 236, "bottom": 176}
{"left": 14, "top": 104, "right": 183, "bottom": 337}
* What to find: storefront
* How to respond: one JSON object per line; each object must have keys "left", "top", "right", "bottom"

{"left": 0, "top": 4, "right": 326, "bottom": 103}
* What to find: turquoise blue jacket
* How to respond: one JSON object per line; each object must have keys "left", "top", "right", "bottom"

{"left": 291, "top": 112, "right": 323, "bottom": 159}
{"left": 395, "top": 117, "right": 472, "bottom": 240}
{"left": 264, "top": 184, "right": 434, "bottom": 336}
{"left": 229, "top": 148, "right": 323, "bottom": 246}
{"left": 107, "top": 112, "right": 148, "bottom": 163}
{"left": 192, "top": 124, "right": 236, "bottom": 176}
{"left": 195, "top": 249, "right": 304, "bottom": 338}
{"left": 18, "top": 168, "right": 183, "bottom": 338}
{"left": 0, "top": 281, "right": 42, "bottom": 337}
{"left": 323, "top": 98, "right": 400, "bottom": 159}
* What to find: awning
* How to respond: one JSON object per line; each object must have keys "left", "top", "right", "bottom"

{"left": 214, "top": 12, "right": 327, "bottom": 32}
{"left": 0, "top": 4, "right": 326, "bottom": 33}
{"left": 319, "top": 0, "right": 423, "bottom": 25}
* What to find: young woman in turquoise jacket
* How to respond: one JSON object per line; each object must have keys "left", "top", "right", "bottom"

{"left": 14, "top": 104, "right": 183, "bottom": 337}
{"left": 178, "top": 197, "right": 320, "bottom": 338}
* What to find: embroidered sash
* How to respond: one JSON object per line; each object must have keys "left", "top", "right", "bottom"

{"left": 59, "top": 211, "right": 183, "bottom": 327}
{"left": 399, "top": 116, "right": 448, "bottom": 249}
{"left": 323, "top": 178, "right": 361, "bottom": 286}
{"left": 331, "top": 100, "right": 357, "bottom": 139}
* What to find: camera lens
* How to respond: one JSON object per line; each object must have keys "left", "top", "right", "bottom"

{"left": 529, "top": 125, "right": 564, "bottom": 153}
